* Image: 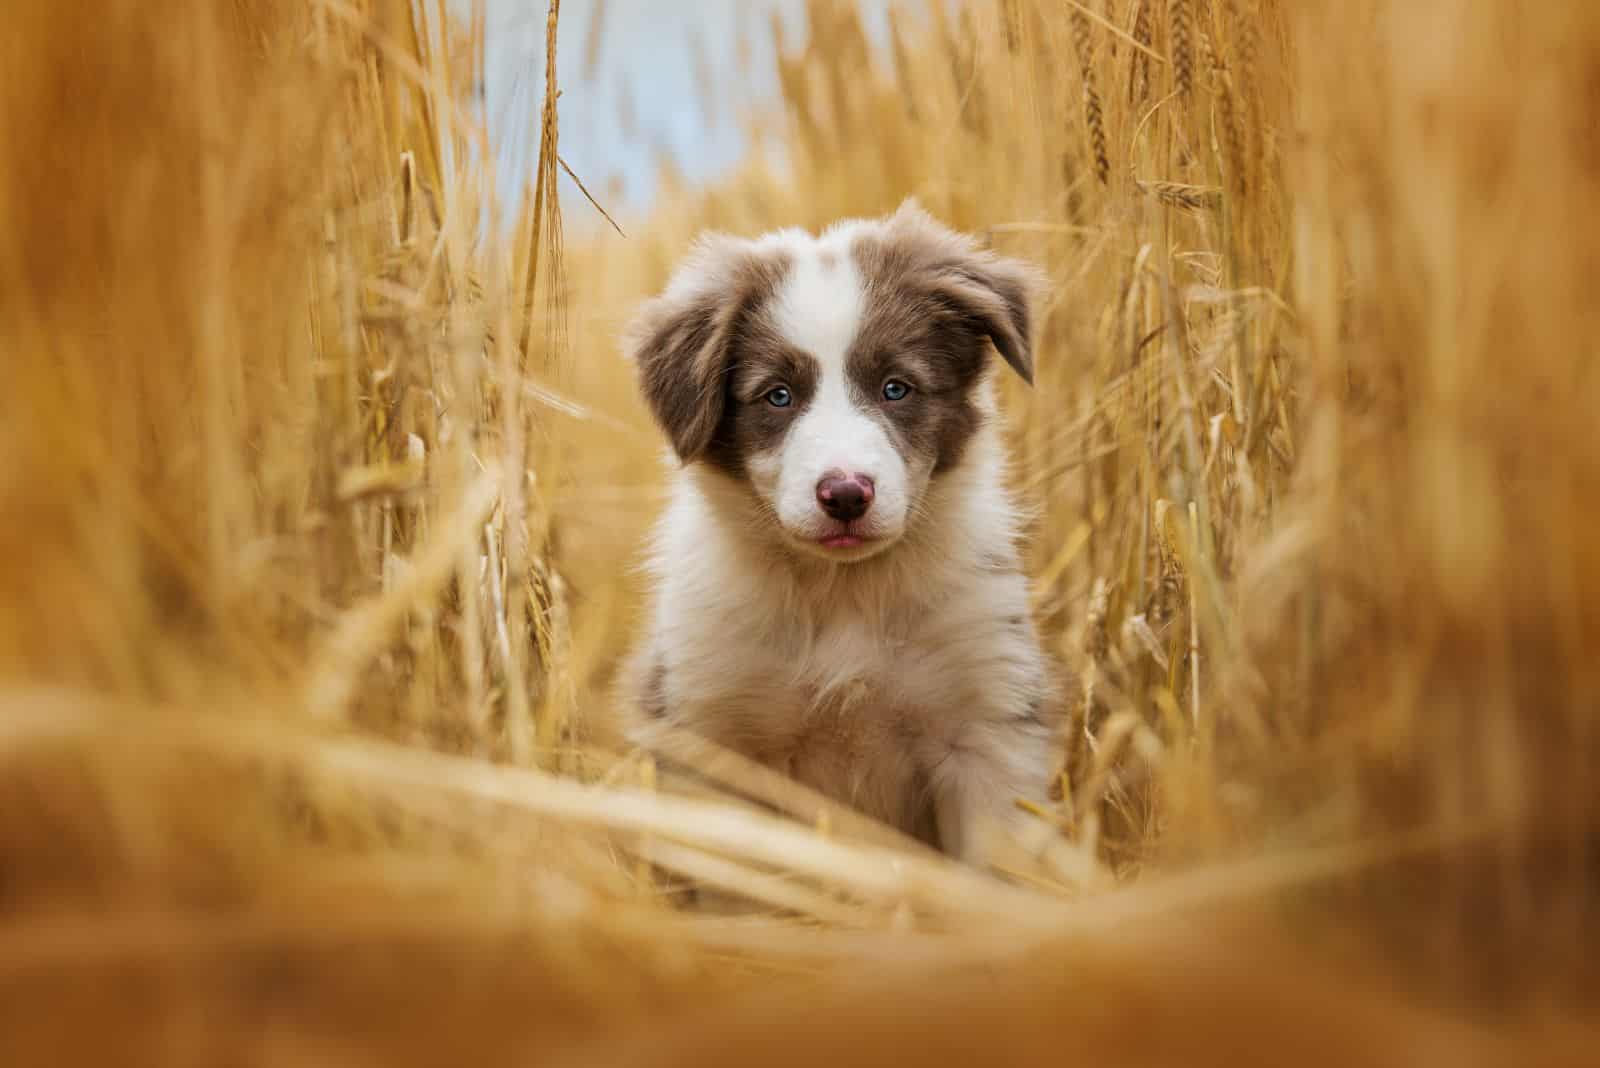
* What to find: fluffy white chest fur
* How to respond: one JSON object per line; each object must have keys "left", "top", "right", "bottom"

{"left": 621, "top": 201, "right": 1061, "bottom": 861}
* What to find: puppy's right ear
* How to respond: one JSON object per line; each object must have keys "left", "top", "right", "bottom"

{"left": 623, "top": 234, "right": 780, "bottom": 464}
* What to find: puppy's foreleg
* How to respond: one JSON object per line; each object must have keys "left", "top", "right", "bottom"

{"left": 931, "top": 717, "right": 1056, "bottom": 865}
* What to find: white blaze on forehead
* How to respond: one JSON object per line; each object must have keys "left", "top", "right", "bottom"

{"left": 767, "top": 237, "right": 879, "bottom": 478}
{"left": 768, "top": 236, "right": 865, "bottom": 373}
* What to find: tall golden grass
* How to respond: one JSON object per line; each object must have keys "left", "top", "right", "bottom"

{"left": 1, "top": 0, "right": 1597, "bottom": 1062}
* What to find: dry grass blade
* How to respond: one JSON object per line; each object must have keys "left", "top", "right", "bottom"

{"left": 1066, "top": 0, "right": 1169, "bottom": 64}
{"left": 516, "top": 0, "right": 564, "bottom": 362}
{"left": 306, "top": 466, "right": 502, "bottom": 722}
{"left": 639, "top": 726, "right": 942, "bottom": 856}
{"left": 559, "top": 153, "right": 627, "bottom": 237}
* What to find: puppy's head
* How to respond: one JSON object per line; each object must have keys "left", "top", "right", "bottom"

{"left": 625, "top": 200, "right": 1043, "bottom": 562}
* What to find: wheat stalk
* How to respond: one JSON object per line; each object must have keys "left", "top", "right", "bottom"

{"left": 1070, "top": 8, "right": 1112, "bottom": 186}
{"left": 1170, "top": 0, "right": 1195, "bottom": 99}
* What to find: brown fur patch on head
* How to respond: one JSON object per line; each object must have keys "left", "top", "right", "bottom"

{"left": 623, "top": 236, "right": 792, "bottom": 464}
{"left": 868, "top": 199, "right": 1044, "bottom": 384}
{"left": 848, "top": 200, "right": 1047, "bottom": 473}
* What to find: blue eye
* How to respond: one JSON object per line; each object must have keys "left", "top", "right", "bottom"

{"left": 882, "top": 379, "right": 911, "bottom": 401}
{"left": 765, "top": 386, "right": 793, "bottom": 408}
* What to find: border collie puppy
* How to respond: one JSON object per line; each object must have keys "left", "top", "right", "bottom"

{"left": 621, "top": 200, "right": 1060, "bottom": 863}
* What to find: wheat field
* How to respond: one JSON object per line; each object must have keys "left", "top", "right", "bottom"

{"left": 2, "top": 0, "right": 1597, "bottom": 1063}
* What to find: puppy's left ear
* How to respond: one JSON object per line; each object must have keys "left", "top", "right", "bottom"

{"left": 623, "top": 233, "right": 779, "bottom": 463}
{"left": 929, "top": 251, "right": 1045, "bottom": 386}
{"left": 884, "top": 200, "right": 1046, "bottom": 386}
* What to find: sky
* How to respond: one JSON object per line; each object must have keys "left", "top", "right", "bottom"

{"left": 479, "top": 1, "right": 895, "bottom": 228}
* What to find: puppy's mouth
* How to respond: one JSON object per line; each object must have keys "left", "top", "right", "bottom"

{"left": 803, "top": 520, "right": 895, "bottom": 560}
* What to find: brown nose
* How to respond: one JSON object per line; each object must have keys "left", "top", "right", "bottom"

{"left": 816, "top": 473, "right": 875, "bottom": 521}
